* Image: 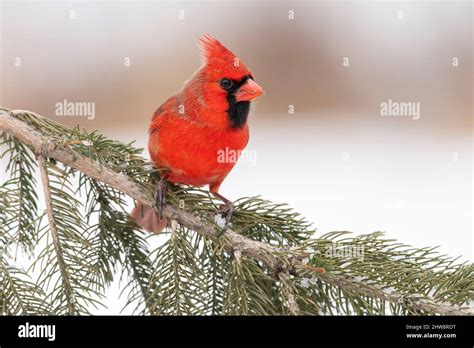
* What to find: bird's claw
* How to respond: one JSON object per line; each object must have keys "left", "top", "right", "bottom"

{"left": 154, "top": 180, "right": 166, "bottom": 220}
{"left": 216, "top": 201, "right": 234, "bottom": 237}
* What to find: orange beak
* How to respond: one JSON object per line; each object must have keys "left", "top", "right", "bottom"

{"left": 234, "top": 79, "right": 264, "bottom": 102}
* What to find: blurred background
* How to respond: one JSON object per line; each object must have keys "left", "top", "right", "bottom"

{"left": 1, "top": 1, "right": 472, "bottom": 313}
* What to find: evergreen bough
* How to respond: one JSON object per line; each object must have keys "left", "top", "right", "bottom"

{"left": 0, "top": 108, "right": 472, "bottom": 315}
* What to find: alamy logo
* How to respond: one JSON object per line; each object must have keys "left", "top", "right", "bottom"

{"left": 18, "top": 322, "right": 56, "bottom": 341}
{"left": 380, "top": 99, "right": 421, "bottom": 120}
{"left": 325, "top": 244, "right": 365, "bottom": 262}
{"left": 217, "top": 147, "right": 257, "bottom": 167}
{"left": 55, "top": 99, "right": 95, "bottom": 120}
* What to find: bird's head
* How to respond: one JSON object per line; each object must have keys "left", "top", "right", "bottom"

{"left": 191, "top": 34, "right": 264, "bottom": 129}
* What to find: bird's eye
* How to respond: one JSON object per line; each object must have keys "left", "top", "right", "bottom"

{"left": 220, "top": 78, "right": 233, "bottom": 90}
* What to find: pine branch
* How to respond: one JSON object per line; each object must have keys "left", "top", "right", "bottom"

{"left": 0, "top": 256, "right": 50, "bottom": 315}
{"left": 0, "top": 108, "right": 472, "bottom": 316}
{"left": 146, "top": 226, "right": 209, "bottom": 315}
{"left": 78, "top": 175, "right": 153, "bottom": 314}
{"left": 31, "top": 162, "right": 105, "bottom": 314}
{"left": 38, "top": 156, "right": 76, "bottom": 314}
{"left": 0, "top": 132, "right": 39, "bottom": 252}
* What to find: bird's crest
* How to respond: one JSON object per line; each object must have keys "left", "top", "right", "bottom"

{"left": 198, "top": 34, "right": 250, "bottom": 76}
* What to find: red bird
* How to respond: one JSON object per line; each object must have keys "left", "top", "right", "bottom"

{"left": 131, "top": 35, "right": 264, "bottom": 234}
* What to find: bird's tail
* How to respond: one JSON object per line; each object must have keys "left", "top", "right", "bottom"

{"left": 130, "top": 202, "right": 167, "bottom": 233}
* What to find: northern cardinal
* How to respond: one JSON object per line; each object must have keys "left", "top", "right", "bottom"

{"left": 131, "top": 34, "right": 264, "bottom": 234}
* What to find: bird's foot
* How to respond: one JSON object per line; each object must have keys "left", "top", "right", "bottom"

{"left": 216, "top": 201, "right": 234, "bottom": 237}
{"left": 154, "top": 180, "right": 167, "bottom": 220}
